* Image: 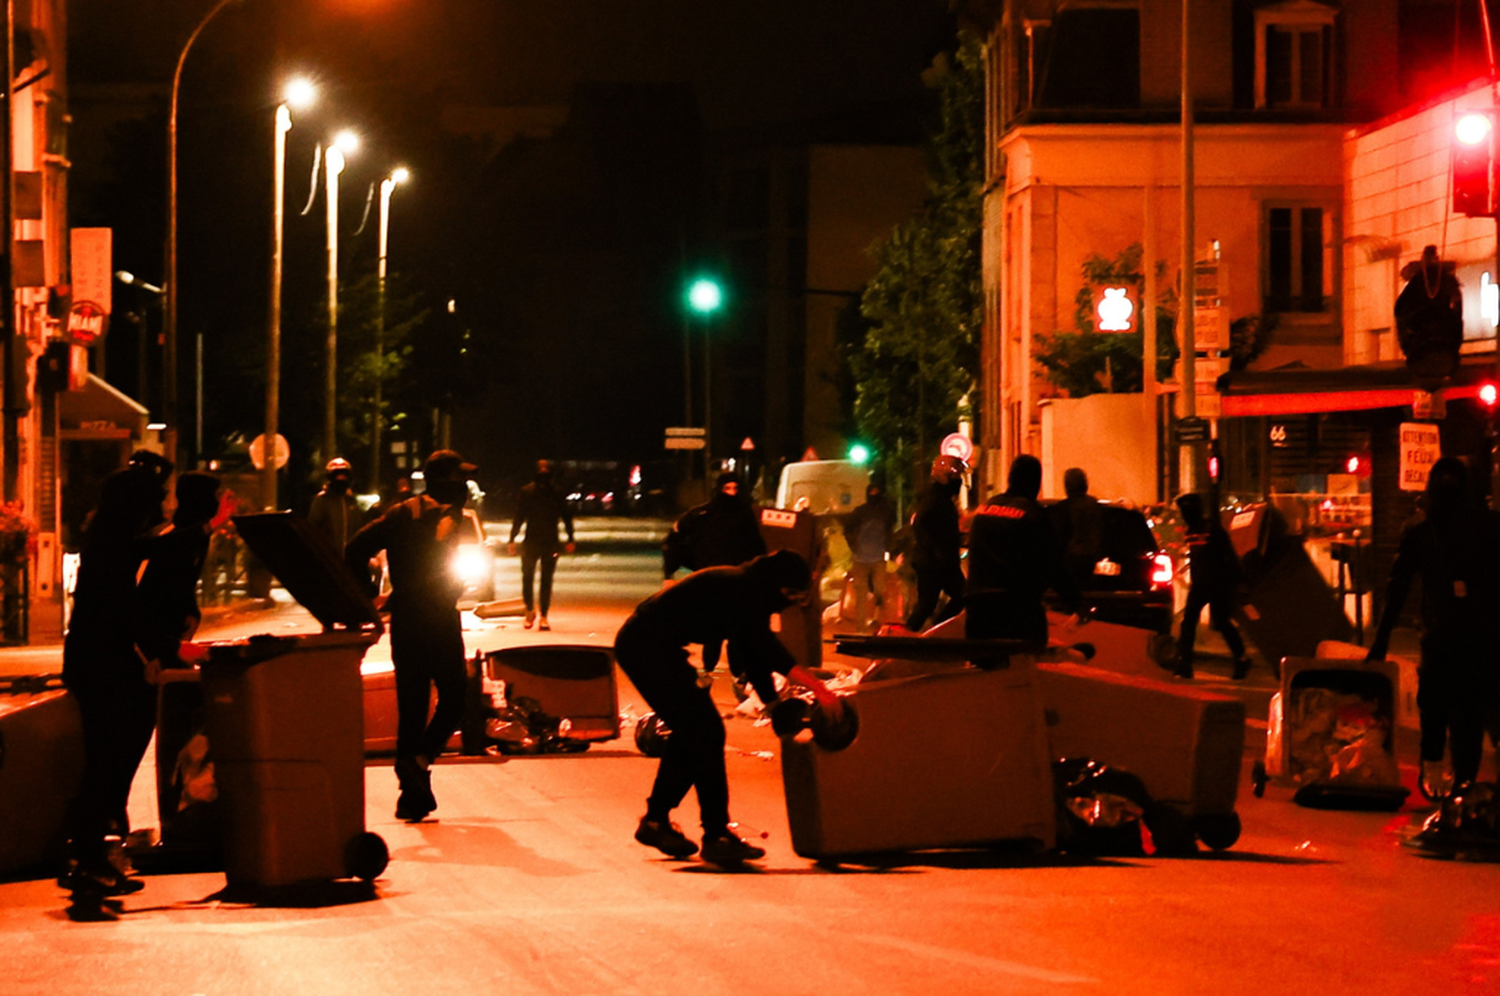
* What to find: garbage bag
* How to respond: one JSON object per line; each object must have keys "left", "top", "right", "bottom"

{"left": 1053, "top": 758, "right": 1150, "bottom": 857}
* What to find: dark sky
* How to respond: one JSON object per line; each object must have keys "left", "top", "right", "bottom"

{"left": 67, "top": 0, "right": 955, "bottom": 499}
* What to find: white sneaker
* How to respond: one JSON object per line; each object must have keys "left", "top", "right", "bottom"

{"left": 538, "top": 617, "right": 551, "bottom": 631}
{"left": 524, "top": 611, "right": 536, "bottom": 629}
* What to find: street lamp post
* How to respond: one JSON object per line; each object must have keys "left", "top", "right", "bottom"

{"left": 168, "top": 0, "right": 240, "bottom": 471}
{"left": 372, "top": 166, "right": 409, "bottom": 492}
{"left": 324, "top": 130, "right": 358, "bottom": 463}
{"left": 687, "top": 277, "right": 723, "bottom": 477}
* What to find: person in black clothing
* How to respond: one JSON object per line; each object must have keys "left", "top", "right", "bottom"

{"left": 1368, "top": 457, "right": 1500, "bottom": 795}
{"left": 904, "top": 455, "right": 967, "bottom": 632}
{"left": 308, "top": 457, "right": 360, "bottom": 556}
{"left": 1174, "top": 492, "right": 1250, "bottom": 681}
{"left": 346, "top": 450, "right": 476, "bottom": 821}
{"left": 967, "top": 455, "right": 1084, "bottom": 647}
{"left": 135, "top": 472, "right": 234, "bottom": 677}
{"left": 662, "top": 472, "right": 766, "bottom": 579}
{"left": 616, "top": 550, "right": 842, "bottom": 865}
{"left": 61, "top": 462, "right": 171, "bottom": 905}
{"left": 1050, "top": 467, "right": 1106, "bottom": 591}
{"left": 507, "top": 459, "right": 575, "bottom": 630}
{"left": 842, "top": 480, "right": 896, "bottom": 630}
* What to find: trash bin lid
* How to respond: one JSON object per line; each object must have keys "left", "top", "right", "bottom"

{"left": 232, "top": 512, "right": 383, "bottom": 633}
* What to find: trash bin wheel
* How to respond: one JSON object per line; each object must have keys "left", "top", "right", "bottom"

{"left": 1148, "top": 633, "right": 1179, "bottom": 668}
{"left": 1251, "top": 760, "right": 1268, "bottom": 798}
{"left": 634, "top": 713, "right": 671, "bottom": 758}
{"left": 344, "top": 831, "right": 389, "bottom": 881}
{"left": 1144, "top": 802, "right": 1197, "bottom": 856}
{"left": 1192, "top": 812, "right": 1242, "bottom": 851}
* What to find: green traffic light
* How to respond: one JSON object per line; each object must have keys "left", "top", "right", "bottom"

{"left": 687, "top": 278, "right": 723, "bottom": 314}
{"left": 848, "top": 443, "right": 871, "bottom": 466}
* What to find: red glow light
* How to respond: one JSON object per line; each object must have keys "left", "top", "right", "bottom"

{"left": 1151, "top": 553, "right": 1174, "bottom": 587}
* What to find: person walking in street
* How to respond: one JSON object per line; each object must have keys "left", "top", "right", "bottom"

{"left": 967, "top": 455, "right": 1085, "bottom": 648}
{"left": 507, "top": 459, "right": 575, "bottom": 630}
{"left": 346, "top": 450, "right": 477, "bottom": 821}
{"left": 662, "top": 472, "right": 766, "bottom": 579}
{"left": 904, "top": 455, "right": 968, "bottom": 632}
{"left": 842, "top": 480, "right": 895, "bottom": 630}
{"left": 60, "top": 461, "right": 173, "bottom": 911}
{"left": 1049, "top": 467, "right": 1107, "bottom": 592}
{"left": 1173, "top": 492, "right": 1251, "bottom": 681}
{"left": 615, "top": 550, "right": 843, "bottom": 866}
{"left": 1367, "top": 457, "right": 1500, "bottom": 796}
{"left": 308, "top": 457, "right": 360, "bottom": 555}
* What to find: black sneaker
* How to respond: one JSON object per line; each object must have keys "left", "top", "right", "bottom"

{"left": 62, "top": 863, "right": 145, "bottom": 897}
{"left": 635, "top": 817, "right": 698, "bottom": 858}
{"left": 700, "top": 829, "right": 766, "bottom": 865}
{"left": 1231, "top": 658, "right": 1251, "bottom": 681}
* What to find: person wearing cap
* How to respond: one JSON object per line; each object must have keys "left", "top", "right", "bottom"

{"left": 904, "top": 454, "right": 968, "bottom": 632}
{"left": 615, "top": 550, "right": 843, "bottom": 866}
{"left": 308, "top": 457, "right": 360, "bottom": 556}
{"left": 345, "top": 450, "right": 477, "bottom": 821}
{"left": 507, "top": 459, "right": 576, "bottom": 630}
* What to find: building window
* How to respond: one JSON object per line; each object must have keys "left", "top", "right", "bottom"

{"left": 1255, "top": 1, "right": 1336, "bottom": 110}
{"left": 1264, "top": 205, "right": 1329, "bottom": 314}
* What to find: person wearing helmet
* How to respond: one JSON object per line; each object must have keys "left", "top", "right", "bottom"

{"left": 615, "top": 550, "right": 842, "bottom": 866}
{"left": 904, "top": 454, "right": 968, "bottom": 632}
{"left": 968, "top": 455, "right": 1085, "bottom": 648}
{"left": 1368, "top": 457, "right": 1500, "bottom": 795}
{"left": 345, "top": 450, "right": 477, "bottom": 821}
{"left": 309, "top": 457, "right": 359, "bottom": 555}
{"left": 507, "top": 459, "right": 576, "bottom": 630}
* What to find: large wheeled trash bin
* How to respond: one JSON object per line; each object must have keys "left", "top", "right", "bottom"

{"left": 201, "top": 512, "right": 389, "bottom": 889}
{"left": 1252, "top": 654, "right": 1408, "bottom": 811}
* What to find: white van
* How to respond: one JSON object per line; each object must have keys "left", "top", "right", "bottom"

{"left": 774, "top": 459, "right": 869, "bottom": 516}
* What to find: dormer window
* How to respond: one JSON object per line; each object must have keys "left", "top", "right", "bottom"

{"left": 1255, "top": 1, "right": 1336, "bottom": 110}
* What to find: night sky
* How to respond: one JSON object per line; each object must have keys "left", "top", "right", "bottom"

{"left": 67, "top": 0, "right": 955, "bottom": 503}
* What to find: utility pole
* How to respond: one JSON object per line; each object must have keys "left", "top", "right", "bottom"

{"left": 2, "top": 0, "right": 16, "bottom": 502}
{"left": 1177, "top": 0, "right": 1199, "bottom": 495}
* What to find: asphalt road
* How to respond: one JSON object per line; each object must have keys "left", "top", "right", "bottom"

{"left": 3, "top": 519, "right": 1498, "bottom": 995}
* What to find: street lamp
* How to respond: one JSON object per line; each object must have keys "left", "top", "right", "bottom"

{"left": 687, "top": 277, "right": 724, "bottom": 476}
{"left": 263, "top": 76, "right": 315, "bottom": 512}
{"left": 371, "top": 165, "right": 409, "bottom": 491}
{"left": 115, "top": 270, "right": 164, "bottom": 416}
{"left": 325, "top": 129, "right": 358, "bottom": 463}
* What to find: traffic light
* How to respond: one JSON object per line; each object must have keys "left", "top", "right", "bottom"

{"left": 847, "top": 443, "right": 871, "bottom": 466}
{"left": 1482, "top": 382, "right": 1498, "bottom": 409}
{"left": 1453, "top": 111, "right": 1495, "bottom": 217}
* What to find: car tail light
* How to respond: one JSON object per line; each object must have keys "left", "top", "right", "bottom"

{"left": 1151, "top": 553, "right": 1174, "bottom": 587}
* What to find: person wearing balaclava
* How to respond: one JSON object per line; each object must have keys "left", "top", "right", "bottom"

{"left": 346, "top": 450, "right": 476, "bottom": 821}
{"left": 662, "top": 472, "right": 766, "bottom": 579}
{"left": 507, "top": 459, "right": 576, "bottom": 630}
{"left": 135, "top": 471, "right": 234, "bottom": 673}
{"left": 904, "top": 454, "right": 968, "bottom": 632}
{"left": 1369, "top": 457, "right": 1500, "bottom": 796}
{"left": 309, "top": 457, "right": 359, "bottom": 555}
{"left": 968, "top": 454, "right": 1084, "bottom": 649}
{"left": 1172, "top": 491, "right": 1249, "bottom": 681}
{"left": 615, "top": 549, "right": 843, "bottom": 866}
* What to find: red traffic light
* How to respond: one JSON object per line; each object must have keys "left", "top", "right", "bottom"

{"left": 1453, "top": 111, "right": 1496, "bottom": 217}
{"left": 1481, "top": 382, "right": 1498, "bottom": 408}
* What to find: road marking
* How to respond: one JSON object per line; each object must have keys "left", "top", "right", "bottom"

{"left": 853, "top": 933, "right": 1099, "bottom": 984}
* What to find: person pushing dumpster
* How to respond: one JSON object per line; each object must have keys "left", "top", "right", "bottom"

{"left": 346, "top": 450, "right": 477, "bottom": 822}
{"left": 615, "top": 550, "right": 843, "bottom": 866}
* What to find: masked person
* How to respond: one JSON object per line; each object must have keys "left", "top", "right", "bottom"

{"left": 662, "top": 472, "right": 766, "bottom": 579}
{"left": 615, "top": 550, "right": 842, "bottom": 866}
{"left": 1368, "top": 457, "right": 1500, "bottom": 795}
{"left": 507, "top": 459, "right": 575, "bottom": 630}
{"left": 967, "top": 455, "right": 1084, "bottom": 647}
{"left": 1173, "top": 492, "right": 1250, "bottom": 681}
{"left": 60, "top": 461, "right": 171, "bottom": 907}
{"left": 309, "top": 457, "right": 359, "bottom": 555}
{"left": 346, "top": 450, "right": 476, "bottom": 821}
{"left": 904, "top": 455, "right": 968, "bottom": 632}
{"left": 842, "top": 480, "right": 896, "bottom": 630}
{"left": 135, "top": 472, "right": 234, "bottom": 677}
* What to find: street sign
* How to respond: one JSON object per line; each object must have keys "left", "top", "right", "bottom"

{"left": 249, "top": 433, "right": 290, "bottom": 470}
{"left": 66, "top": 301, "right": 107, "bottom": 348}
{"left": 1398, "top": 422, "right": 1440, "bottom": 491}
{"left": 665, "top": 426, "right": 706, "bottom": 451}
{"left": 1175, "top": 416, "right": 1210, "bottom": 444}
{"left": 939, "top": 432, "right": 974, "bottom": 464}
{"left": 665, "top": 426, "right": 705, "bottom": 436}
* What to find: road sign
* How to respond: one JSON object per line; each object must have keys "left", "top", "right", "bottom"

{"left": 249, "top": 433, "right": 290, "bottom": 470}
{"left": 1175, "top": 416, "right": 1210, "bottom": 444}
{"left": 664, "top": 437, "right": 705, "bottom": 450}
{"left": 1398, "top": 422, "right": 1440, "bottom": 491}
{"left": 665, "top": 426, "right": 705, "bottom": 437}
{"left": 939, "top": 433, "right": 974, "bottom": 464}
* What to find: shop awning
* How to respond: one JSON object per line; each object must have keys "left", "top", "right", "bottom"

{"left": 58, "top": 374, "right": 148, "bottom": 439}
{"left": 1218, "top": 360, "right": 1494, "bottom": 417}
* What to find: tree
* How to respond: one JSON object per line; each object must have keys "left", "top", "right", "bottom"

{"left": 850, "top": 31, "right": 984, "bottom": 503}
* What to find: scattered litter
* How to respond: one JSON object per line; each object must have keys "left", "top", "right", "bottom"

{"left": 1286, "top": 688, "right": 1398, "bottom": 788}
{"left": 1295, "top": 840, "right": 1318, "bottom": 854}
{"left": 726, "top": 746, "right": 776, "bottom": 761}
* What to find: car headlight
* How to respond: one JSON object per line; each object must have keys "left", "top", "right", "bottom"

{"left": 452, "top": 545, "right": 489, "bottom": 584}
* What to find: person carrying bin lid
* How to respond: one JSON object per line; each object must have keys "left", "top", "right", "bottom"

{"left": 1367, "top": 457, "right": 1500, "bottom": 797}
{"left": 615, "top": 550, "right": 842, "bottom": 866}
{"left": 345, "top": 449, "right": 477, "bottom": 822}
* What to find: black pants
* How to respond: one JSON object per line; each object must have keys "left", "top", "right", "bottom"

{"left": 1418, "top": 642, "right": 1490, "bottom": 784}
{"left": 615, "top": 626, "right": 729, "bottom": 833}
{"left": 64, "top": 669, "right": 158, "bottom": 864}
{"left": 907, "top": 560, "right": 965, "bottom": 631}
{"left": 520, "top": 545, "right": 560, "bottom": 615}
{"left": 389, "top": 602, "right": 467, "bottom": 776}
{"left": 1177, "top": 584, "right": 1245, "bottom": 665}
